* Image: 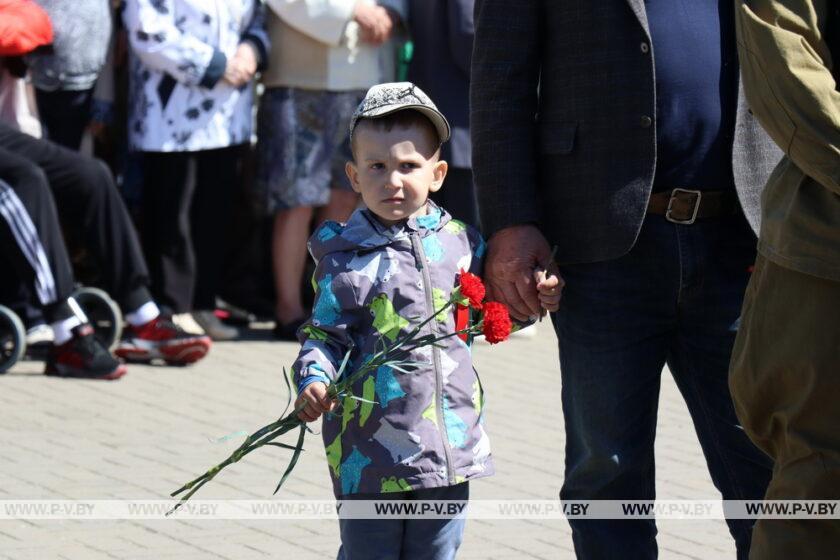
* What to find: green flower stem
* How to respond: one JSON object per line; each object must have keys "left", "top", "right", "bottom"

{"left": 168, "top": 297, "right": 468, "bottom": 514}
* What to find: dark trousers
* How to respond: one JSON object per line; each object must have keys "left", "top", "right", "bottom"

{"left": 0, "top": 123, "right": 151, "bottom": 316}
{"left": 34, "top": 88, "right": 94, "bottom": 151}
{"left": 141, "top": 146, "right": 244, "bottom": 312}
{"left": 0, "top": 175, "right": 75, "bottom": 323}
{"left": 730, "top": 256, "right": 840, "bottom": 560}
{"left": 552, "top": 212, "right": 773, "bottom": 560}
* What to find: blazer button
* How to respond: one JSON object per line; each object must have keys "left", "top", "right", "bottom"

{"left": 640, "top": 115, "right": 653, "bottom": 128}
{"left": 640, "top": 42, "right": 649, "bottom": 54}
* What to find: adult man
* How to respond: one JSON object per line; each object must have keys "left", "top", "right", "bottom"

{"left": 471, "top": 1, "right": 781, "bottom": 557}
{"left": 730, "top": 1, "right": 839, "bottom": 557}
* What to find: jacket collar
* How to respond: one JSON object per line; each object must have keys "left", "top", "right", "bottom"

{"left": 626, "top": 0, "right": 650, "bottom": 36}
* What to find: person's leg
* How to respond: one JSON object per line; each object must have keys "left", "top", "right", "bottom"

{"left": 34, "top": 88, "right": 94, "bottom": 151}
{"left": 665, "top": 214, "right": 772, "bottom": 560}
{"left": 400, "top": 483, "right": 469, "bottom": 560}
{"left": 0, "top": 175, "right": 124, "bottom": 380}
{"left": 317, "top": 189, "right": 358, "bottom": 225}
{"left": 272, "top": 205, "right": 314, "bottom": 325}
{"left": 0, "top": 149, "right": 75, "bottom": 315}
{"left": 256, "top": 88, "right": 333, "bottom": 333}
{"left": 552, "top": 216, "right": 678, "bottom": 559}
{"left": 0, "top": 123, "right": 153, "bottom": 314}
{"left": 0, "top": 122, "right": 207, "bottom": 364}
{"left": 730, "top": 256, "right": 840, "bottom": 560}
{"left": 316, "top": 90, "right": 362, "bottom": 228}
{"left": 191, "top": 145, "right": 245, "bottom": 311}
{"left": 337, "top": 492, "right": 404, "bottom": 560}
{"left": 51, "top": 156, "right": 152, "bottom": 314}
{"left": 140, "top": 151, "right": 195, "bottom": 313}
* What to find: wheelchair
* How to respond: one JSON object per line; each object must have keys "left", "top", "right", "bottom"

{"left": 0, "top": 287, "right": 122, "bottom": 373}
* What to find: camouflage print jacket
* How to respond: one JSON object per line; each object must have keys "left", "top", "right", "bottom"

{"left": 292, "top": 202, "right": 493, "bottom": 497}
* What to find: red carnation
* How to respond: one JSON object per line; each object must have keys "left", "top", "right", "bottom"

{"left": 482, "top": 301, "right": 512, "bottom": 344}
{"left": 458, "top": 270, "right": 486, "bottom": 310}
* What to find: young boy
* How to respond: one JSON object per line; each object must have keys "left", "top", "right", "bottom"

{"left": 291, "top": 82, "right": 560, "bottom": 559}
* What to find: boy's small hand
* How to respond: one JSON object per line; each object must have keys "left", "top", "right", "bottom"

{"left": 533, "top": 265, "right": 564, "bottom": 315}
{"left": 296, "top": 382, "right": 337, "bottom": 423}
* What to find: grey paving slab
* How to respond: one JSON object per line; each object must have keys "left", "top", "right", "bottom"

{"left": 0, "top": 325, "right": 736, "bottom": 559}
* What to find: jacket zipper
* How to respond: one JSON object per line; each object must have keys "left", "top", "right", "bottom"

{"left": 410, "top": 231, "right": 456, "bottom": 485}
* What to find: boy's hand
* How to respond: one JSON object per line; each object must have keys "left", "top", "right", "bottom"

{"left": 533, "top": 264, "right": 564, "bottom": 316}
{"left": 296, "top": 382, "right": 337, "bottom": 423}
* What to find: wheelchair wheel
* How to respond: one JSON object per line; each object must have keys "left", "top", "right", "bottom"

{"left": 0, "top": 305, "right": 26, "bottom": 373}
{"left": 73, "top": 287, "right": 123, "bottom": 352}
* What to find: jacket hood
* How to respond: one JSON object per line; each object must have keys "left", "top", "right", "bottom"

{"left": 309, "top": 201, "right": 452, "bottom": 263}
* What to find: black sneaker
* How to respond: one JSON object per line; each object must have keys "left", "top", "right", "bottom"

{"left": 44, "top": 324, "right": 127, "bottom": 380}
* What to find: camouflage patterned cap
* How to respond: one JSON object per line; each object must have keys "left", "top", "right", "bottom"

{"left": 349, "top": 82, "right": 451, "bottom": 144}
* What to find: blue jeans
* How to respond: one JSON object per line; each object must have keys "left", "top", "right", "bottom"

{"left": 552, "top": 213, "right": 772, "bottom": 559}
{"left": 337, "top": 483, "right": 469, "bottom": 560}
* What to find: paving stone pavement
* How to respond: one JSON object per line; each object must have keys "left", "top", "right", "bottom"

{"left": 0, "top": 324, "right": 737, "bottom": 559}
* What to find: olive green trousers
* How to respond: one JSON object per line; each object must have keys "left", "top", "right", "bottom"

{"left": 730, "top": 255, "right": 840, "bottom": 560}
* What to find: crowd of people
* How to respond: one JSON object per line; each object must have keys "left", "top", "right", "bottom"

{"left": 1, "top": 0, "right": 838, "bottom": 559}
{"left": 1, "top": 0, "right": 476, "bottom": 375}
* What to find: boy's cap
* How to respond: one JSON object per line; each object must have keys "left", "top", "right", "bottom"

{"left": 350, "top": 82, "right": 451, "bottom": 144}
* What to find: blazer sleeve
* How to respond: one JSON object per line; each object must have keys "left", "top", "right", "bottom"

{"left": 265, "top": 0, "right": 356, "bottom": 47}
{"left": 736, "top": 0, "right": 840, "bottom": 194}
{"left": 447, "top": 0, "right": 474, "bottom": 78}
{"left": 470, "top": 0, "right": 541, "bottom": 238}
{"left": 123, "top": 0, "right": 226, "bottom": 88}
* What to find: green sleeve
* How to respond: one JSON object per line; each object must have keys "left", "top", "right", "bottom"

{"left": 736, "top": 0, "right": 840, "bottom": 194}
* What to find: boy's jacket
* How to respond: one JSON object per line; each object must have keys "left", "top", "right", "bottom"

{"left": 292, "top": 203, "right": 493, "bottom": 496}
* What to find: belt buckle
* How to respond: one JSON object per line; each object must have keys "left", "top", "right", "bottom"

{"left": 666, "top": 188, "right": 702, "bottom": 225}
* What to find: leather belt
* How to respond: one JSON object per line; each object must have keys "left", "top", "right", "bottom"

{"left": 647, "top": 188, "right": 738, "bottom": 225}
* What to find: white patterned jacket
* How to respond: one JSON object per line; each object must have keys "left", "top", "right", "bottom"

{"left": 123, "top": 0, "right": 269, "bottom": 152}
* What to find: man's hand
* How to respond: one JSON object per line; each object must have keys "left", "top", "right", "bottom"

{"left": 296, "top": 381, "right": 337, "bottom": 423}
{"left": 353, "top": 3, "right": 394, "bottom": 45}
{"left": 485, "top": 225, "right": 563, "bottom": 322}
{"left": 222, "top": 43, "right": 258, "bottom": 87}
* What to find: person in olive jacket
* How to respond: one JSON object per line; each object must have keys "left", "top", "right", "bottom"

{"left": 730, "top": 2, "right": 840, "bottom": 558}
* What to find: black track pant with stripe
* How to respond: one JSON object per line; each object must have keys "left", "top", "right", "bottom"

{"left": 0, "top": 176, "right": 75, "bottom": 323}
{"left": 0, "top": 124, "right": 152, "bottom": 321}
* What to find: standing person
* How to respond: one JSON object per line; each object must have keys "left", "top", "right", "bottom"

{"left": 257, "top": 0, "right": 406, "bottom": 340}
{"left": 730, "top": 1, "right": 840, "bottom": 558}
{"left": 123, "top": 0, "right": 270, "bottom": 341}
{"left": 471, "top": 1, "right": 781, "bottom": 558}
{"left": 406, "top": 0, "right": 479, "bottom": 229}
{"left": 292, "top": 83, "right": 560, "bottom": 559}
{"left": 26, "top": 0, "right": 112, "bottom": 150}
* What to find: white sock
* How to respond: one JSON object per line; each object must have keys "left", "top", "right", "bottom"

{"left": 51, "top": 315, "right": 84, "bottom": 345}
{"left": 125, "top": 301, "right": 160, "bottom": 327}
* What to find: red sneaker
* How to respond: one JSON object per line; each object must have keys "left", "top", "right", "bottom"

{"left": 45, "top": 324, "right": 127, "bottom": 380}
{"left": 115, "top": 316, "right": 211, "bottom": 365}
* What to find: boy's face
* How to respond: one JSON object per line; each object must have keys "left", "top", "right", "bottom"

{"left": 346, "top": 121, "right": 448, "bottom": 227}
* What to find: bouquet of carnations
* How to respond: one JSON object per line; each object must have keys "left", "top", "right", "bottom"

{"left": 168, "top": 271, "right": 511, "bottom": 514}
